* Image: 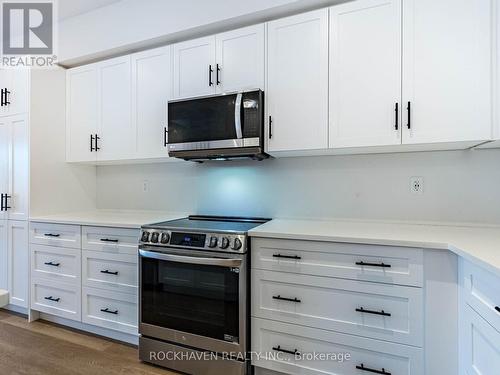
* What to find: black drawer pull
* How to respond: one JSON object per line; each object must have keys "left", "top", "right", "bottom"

{"left": 272, "top": 345, "right": 300, "bottom": 356}
{"left": 100, "top": 270, "right": 119, "bottom": 275}
{"left": 495, "top": 306, "right": 500, "bottom": 313}
{"left": 100, "top": 238, "right": 119, "bottom": 243}
{"left": 100, "top": 308, "right": 118, "bottom": 315}
{"left": 44, "top": 261, "right": 60, "bottom": 267}
{"left": 356, "top": 307, "right": 391, "bottom": 317}
{"left": 44, "top": 233, "right": 60, "bottom": 237}
{"left": 355, "top": 261, "right": 391, "bottom": 268}
{"left": 44, "top": 296, "right": 60, "bottom": 302}
{"left": 273, "top": 254, "right": 301, "bottom": 260}
{"left": 273, "top": 295, "right": 301, "bottom": 303}
{"left": 356, "top": 364, "right": 391, "bottom": 375}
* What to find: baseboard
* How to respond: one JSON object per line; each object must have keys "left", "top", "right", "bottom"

{"left": 2, "top": 304, "right": 28, "bottom": 316}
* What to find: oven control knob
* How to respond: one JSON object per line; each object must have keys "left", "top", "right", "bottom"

{"left": 220, "top": 237, "right": 230, "bottom": 249}
{"left": 160, "top": 232, "right": 170, "bottom": 244}
{"left": 208, "top": 236, "right": 218, "bottom": 248}
{"left": 151, "top": 232, "right": 159, "bottom": 243}
{"left": 141, "top": 231, "right": 150, "bottom": 242}
{"left": 231, "top": 238, "right": 242, "bottom": 251}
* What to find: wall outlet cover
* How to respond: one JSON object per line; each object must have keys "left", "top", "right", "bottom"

{"left": 410, "top": 176, "right": 424, "bottom": 195}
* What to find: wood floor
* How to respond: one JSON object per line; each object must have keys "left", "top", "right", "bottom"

{"left": 0, "top": 310, "right": 178, "bottom": 375}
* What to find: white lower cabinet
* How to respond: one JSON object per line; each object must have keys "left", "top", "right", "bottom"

{"left": 31, "top": 244, "right": 81, "bottom": 284}
{"left": 252, "top": 318, "right": 423, "bottom": 375}
{"left": 31, "top": 278, "right": 81, "bottom": 321}
{"left": 8, "top": 220, "right": 28, "bottom": 308}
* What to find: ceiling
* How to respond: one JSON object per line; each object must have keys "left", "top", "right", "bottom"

{"left": 58, "top": 0, "right": 123, "bottom": 20}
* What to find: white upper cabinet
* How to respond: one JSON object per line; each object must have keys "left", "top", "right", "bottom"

{"left": 402, "top": 0, "right": 492, "bottom": 144}
{"left": 267, "top": 9, "right": 329, "bottom": 152}
{"left": 173, "top": 36, "right": 216, "bottom": 99}
{"left": 0, "top": 69, "right": 29, "bottom": 117}
{"left": 215, "top": 24, "right": 265, "bottom": 93}
{"left": 97, "top": 56, "right": 133, "bottom": 161}
{"left": 329, "top": 0, "right": 402, "bottom": 148}
{"left": 66, "top": 65, "right": 98, "bottom": 163}
{"left": 132, "top": 46, "right": 172, "bottom": 159}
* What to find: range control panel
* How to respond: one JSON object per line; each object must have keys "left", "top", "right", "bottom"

{"left": 139, "top": 229, "right": 247, "bottom": 253}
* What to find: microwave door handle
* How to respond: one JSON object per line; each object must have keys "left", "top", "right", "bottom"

{"left": 139, "top": 249, "right": 242, "bottom": 268}
{"left": 234, "top": 93, "right": 243, "bottom": 139}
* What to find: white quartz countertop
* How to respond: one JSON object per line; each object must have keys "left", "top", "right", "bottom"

{"left": 249, "top": 219, "right": 500, "bottom": 277}
{"left": 29, "top": 210, "right": 186, "bottom": 229}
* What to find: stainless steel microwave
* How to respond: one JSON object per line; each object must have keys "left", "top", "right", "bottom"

{"left": 167, "top": 90, "right": 268, "bottom": 162}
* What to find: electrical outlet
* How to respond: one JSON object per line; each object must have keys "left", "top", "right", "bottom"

{"left": 142, "top": 180, "right": 149, "bottom": 193}
{"left": 410, "top": 176, "right": 424, "bottom": 195}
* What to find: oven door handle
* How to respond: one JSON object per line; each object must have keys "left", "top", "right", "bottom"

{"left": 139, "top": 249, "right": 243, "bottom": 267}
{"left": 234, "top": 93, "right": 243, "bottom": 139}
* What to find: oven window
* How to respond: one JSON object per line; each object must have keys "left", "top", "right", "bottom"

{"left": 141, "top": 257, "right": 240, "bottom": 342}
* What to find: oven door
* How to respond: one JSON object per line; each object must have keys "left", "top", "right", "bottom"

{"left": 139, "top": 247, "right": 247, "bottom": 354}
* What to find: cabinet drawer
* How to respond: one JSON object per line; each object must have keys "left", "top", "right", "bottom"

{"left": 82, "top": 226, "right": 140, "bottom": 255}
{"left": 30, "top": 222, "right": 81, "bottom": 249}
{"left": 82, "top": 287, "right": 138, "bottom": 335}
{"left": 460, "top": 305, "right": 500, "bottom": 375}
{"left": 252, "top": 238, "right": 423, "bottom": 287}
{"left": 82, "top": 250, "right": 138, "bottom": 294}
{"left": 252, "top": 318, "right": 423, "bottom": 375}
{"left": 31, "top": 278, "right": 80, "bottom": 321}
{"left": 30, "top": 244, "right": 80, "bottom": 284}
{"left": 252, "top": 269, "right": 423, "bottom": 346}
{"left": 461, "top": 260, "right": 500, "bottom": 331}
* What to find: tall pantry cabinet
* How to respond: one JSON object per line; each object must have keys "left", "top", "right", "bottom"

{"left": 0, "top": 68, "right": 29, "bottom": 311}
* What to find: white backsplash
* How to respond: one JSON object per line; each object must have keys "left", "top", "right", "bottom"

{"left": 96, "top": 149, "right": 500, "bottom": 224}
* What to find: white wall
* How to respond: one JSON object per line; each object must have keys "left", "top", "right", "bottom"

{"left": 58, "top": 0, "right": 342, "bottom": 65}
{"left": 96, "top": 149, "right": 500, "bottom": 225}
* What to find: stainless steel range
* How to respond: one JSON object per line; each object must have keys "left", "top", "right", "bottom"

{"left": 138, "top": 215, "right": 270, "bottom": 375}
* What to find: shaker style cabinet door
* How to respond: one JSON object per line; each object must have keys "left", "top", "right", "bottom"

{"left": 215, "top": 24, "right": 265, "bottom": 93}
{"left": 0, "top": 119, "right": 9, "bottom": 221}
{"left": 0, "top": 69, "right": 29, "bottom": 117}
{"left": 173, "top": 36, "right": 216, "bottom": 99}
{"left": 267, "top": 9, "right": 329, "bottom": 152}
{"left": 0, "top": 220, "right": 7, "bottom": 292}
{"left": 7, "top": 220, "right": 28, "bottom": 308}
{"left": 66, "top": 65, "right": 98, "bottom": 162}
{"left": 329, "top": 0, "right": 402, "bottom": 148}
{"left": 132, "top": 46, "right": 172, "bottom": 159}
{"left": 402, "top": 0, "right": 492, "bottom": 144}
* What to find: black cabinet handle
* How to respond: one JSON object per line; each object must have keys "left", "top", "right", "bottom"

{"left": 100, "top": 308, "right": 118, "bottom": 315}
{"left": 272, "top": 346, "right": 300, "bottom": 356}
{"left": 44, "top": 261, "right": 60, "bottom": 267}
{"left": 44, "top": 296, "right": 60, "bottom": 302}
{"left": 356, "top": 364, "right": 391, "bottom": 375}
{"left": 394, "top": 102, "right": 399, "bottom": 130}
{"left": 1, "top": 88, "right": 11, "bottom": 106}
{"left": 0, "top": 193, "right": 4, "bottom": 211}
{"left": 273, "top": 295, "right": 301, "bottom": 303}
{"left": 100, "top": 238, "right": 119, "bottom": 243}
{"left": 216, "top": 64, "right": 221, "bottom": 85}
{"left": 269, "top": 116, "right": 273, "bottom": 139}
{"left": 100, "top": 270, "right": 119, "bottom": 275}
{"left": 44, "top": 233, "right": 60, "bottom": 237}
{"left": 90, "top": 134, "right": 95, "bottom": 152}
{"left": 3, "top": 194, "right": 10, "bottom": 211}
{"left": 356, "top": 307, "right": 391, "bottom": 317}
{"left": 95, "top": 134, "right": 100, "bottom": 151}
{"left": 208, "top": 65, "right": 213, "bottom": 86}
{"left": 164, "top": 127, "right": 168, "bottom": 147}
{"left": 356, "top": 261, "right": 391, "bottom": 268}
{"left": 273, "top": 254, "right": 301, "bottom": 260}
{"left": 406, "top": 101, "right": 411, "bottom": 129}
{"left": 495, "top": 306, "right": 500, "bottom": 313}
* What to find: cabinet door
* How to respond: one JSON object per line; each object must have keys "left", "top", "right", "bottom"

{"left": 330, "top": 0, "right": 402, "bottom": 148}
{"left": 0, "top": 69, "right": 29, "bottom": 117}
{"left": 267, "top": 9, "right": 329, "bottom": 152}
{"left": 173, "top": 36, "right": 216, "bottom": 99}
{"left": 66, "top": 65, "right": 98, "bottom": 162}
{"left": 0, "top": 119, "right": 8, "bottom": 221}
{"left": 132, "top": 46, "right": 172, "bottom": 159}
{"left": 402, "top": 0, "right": 492, "bottom": 144}
{"left": 97, "top": 56, "right": 133, "bottom": 161}
{"left": 7, "top": 115, "right": 28, "bottom": 221}
{"left": 215, "top": 24, "right": 265, "bottom": 93}
{"left": 0, "top": 220, "right": 7, "bottom": 291}
{"left": 8, "top": 220, "right": 28, "bottom": 308}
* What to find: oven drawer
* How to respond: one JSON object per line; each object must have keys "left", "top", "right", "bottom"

{"left": 31, "top": 278, "right": 81, "bottom": 321}
{"left": 461, "top": 259, "right": 500, "bottom": 332}
{"left": 252, "top": 269, "right": 423, "bottom": 347}
{"left": 82, "top": 287, "right": 138, "bottom": 335}
{"left": 252, "top": 238, "right": 423, "bottom": 287}
{"left": 252, "top": 317, "right": 423, "bottom": 375}
{"left": 82, "top": 251, "right": 137, "bottom": 295}
{"left": 30, "top": 222, "right": 81, "bottom": 249}
{"left": 31, "top": 244, "right": 81, "bottom": 284}
{"left": 82, "top": 226, "right": 140, "bottom": 255}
